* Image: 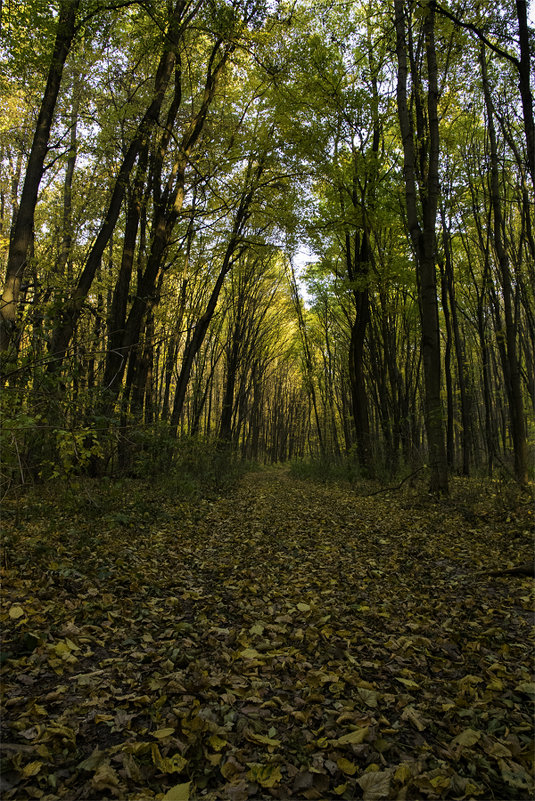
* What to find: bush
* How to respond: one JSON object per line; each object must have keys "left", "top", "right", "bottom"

{"left": 289, "top": 456, "right": 352, "bottom": 483}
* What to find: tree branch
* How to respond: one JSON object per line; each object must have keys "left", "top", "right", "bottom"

{"left": 428, "top": 0, "right": 520, "bottom": 69}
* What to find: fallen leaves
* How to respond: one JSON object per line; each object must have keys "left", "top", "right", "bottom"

{"left": 0, "top": 470, "right": 533, "bottom": 799}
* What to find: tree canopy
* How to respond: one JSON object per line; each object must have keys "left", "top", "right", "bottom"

{"left": 0, "top": 0, "right": 533, "bottom": 488}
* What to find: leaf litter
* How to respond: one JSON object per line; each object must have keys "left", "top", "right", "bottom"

{"left": 1, "top": 469, "right": 533, "bottom": 800}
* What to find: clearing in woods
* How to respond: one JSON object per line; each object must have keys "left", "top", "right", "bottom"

{"left": 1, "top": 468, "right": 534, "bottom": 799}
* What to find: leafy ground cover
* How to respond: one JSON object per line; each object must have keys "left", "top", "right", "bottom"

{"left": 1, "top": 468, "right": 534, "bottom": 800}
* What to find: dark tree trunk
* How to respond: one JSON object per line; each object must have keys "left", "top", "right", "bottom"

{"left": 516, "top": 1, "right": 535, "bottom": 187}
{"left": 103, "top": 147, "right": 149, "bottom": 401}
{"left": 394, "top": 0, "right": 448, "bottom": 493}
{"left": 348, "top": 231, "right": 373, "bottom": 475}
{"left": 440, "top": 266, "right": 455, "bottom": 469}
{"left": 46, "top": 2, "right": 188, "bottom": 373}
{"left": 170, "top": 240, "right": 243, "bottom": 431}
{"left": 1, "top": 0, "right": 80, "bottom": 359}
{"left": 481, "top": 46, "right": 528, "bottom": 484}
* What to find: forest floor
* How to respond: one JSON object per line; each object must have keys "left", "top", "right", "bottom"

{"left": 1, "top": 467, "right": 534, "bottom": 801}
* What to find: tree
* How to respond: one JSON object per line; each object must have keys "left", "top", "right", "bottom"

{"left": 394, "top": 0, "right": 448, "bottom": 493}
{"left": 0, "top": 0, "right": 80, "bottom": 361}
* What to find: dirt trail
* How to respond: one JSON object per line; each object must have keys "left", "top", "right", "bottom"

{"left": 1, "top": 469, "right": 533, "bottom": 799}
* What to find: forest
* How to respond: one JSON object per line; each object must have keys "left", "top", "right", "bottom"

{"left": 0, "top": 1, "right": 534, "bottom": 799}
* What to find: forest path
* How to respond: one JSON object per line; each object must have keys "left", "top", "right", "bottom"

{"left": 1, "top": 470, "right": 534, "bottom": 799}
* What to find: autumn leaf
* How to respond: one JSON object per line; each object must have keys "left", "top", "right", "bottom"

{"left": 2, "top": 469, "right": 533, "bottom": 801}
{"left": 335, "top": 726, "right": 369, "bottom": 746}
{"left": 91, "top": 760, "right": 120, "bottom": 790}
{"left": 451, "top": 728, "right": 482, "bottom": 748}
{"left": 162, "top": 781, "right": 191, "bottom": 800}
{"left": 238, "top": 647, "right": 262, "bottom": 659}
{"left": 357, "top": 769, "right": 391, "bottom": 799}
{"left": 337, "top": 757, "right": 357, "bottom": 775}
{"left": 245, "top": 731, "right": 281, "bottom": 748}
{"left": 153, "top": 727, "right": 176, "bottom": 739}
{"left": 246, "top": 763, "right": 282, "bottom": 787}
{"left": 401, "top": 704, "right": 427, "bottom": 731}
{"left": 357, "top": 687, "right": 379, "bottom": 706}
{"left": 395, "top": 676, "right": 420, "bottom": 689}
{"left": 514, "top": 681, "right": 535, "bottom": 699}
{"left": 21, "top": 761, "right": 43, "bottom": 778}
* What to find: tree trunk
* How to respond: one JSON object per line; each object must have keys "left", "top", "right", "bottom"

{"left": 440, "top": 265, "right": 455, "bottom": 469}
{"left": 347, "top": 231, "right": 373, "bottom": 475}
{"left": 0, "top": 0, "right": 80, "bottom": 360}
{"left": 515, "top": 0, "right": 535, "bottom": 188}
{"left": 394, "top": 0, "right": 448, "bottom": 493}
{"left": 103, "top": 147, "right": 149, "bottom": 401}
{"left": 170, "top": 239, "right": 244, "bottom": 431}
{"left": 441, "top": 208, "right": 472, "bottom": 474}
{"left": 481, "top": 46, "right": 528, "bottom": 484}
{"left": 47, "top": 2, "right": 187, "bottom": 373}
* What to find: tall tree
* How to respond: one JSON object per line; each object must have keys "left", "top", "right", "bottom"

{"left": 480, "top": 45, "right": 528, "bottom": 484}
{"left": 0, "top": 0, "right": 80, "bottom": 360}
{"left": 394, "top": 0, "right": 448, "bottom": 493}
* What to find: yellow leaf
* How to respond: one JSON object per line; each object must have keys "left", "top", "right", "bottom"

{"left": 357, "top": 769, "right": 391, "bottom": 799}
{"left": 152, "top": 744, "right": 188, "bottom": 774}
{"left": 208, "top": 734, "right": 227, "bottom": 751}
{"left": 336, "top": 726, "right": 369, "bottom": 745}
{"left": 21, "top": 761, "right": 43, "bottom": 778}
{"left": 162, "top": 781, "right": 191, "bottom": 800}
{"left": 153, "top": 728, "right": 175, "bottom": 739}
{"left": 401, "top": 705, "right": 427, "bottom": 731}
{"left": 122, "top": 741, "right": 152, "bottom": 755}
{"left": 394, "top": 763, "right": 412, "bottom": 783}
{"left": 395, "top": 677, "right": 420, "bottom": 690}
{"left": 334, "top": 784, "right": 348, "bottom": 795}
{"left": 430, "top": 775, "right": 450, "bottom": 790}
{"left": 249, "top": 623, "right": 264, "bottom": 635}
{"left": 221, "top": 757, "right": 242, "bottom": 780}
{"left": 92, "top": 760, "right": 119, "bottom": 789}
{"left": 9, "top": 605, "right": 25, "bottom": 619}
{"left": 358, "top": 688, "right": 378, "bottom": 707}
{"left": 239, "top": 648, "right": 262, "bottom": 659}
{"left": 246, "top": 731, "right": 281, "bottom": 748}
{"left": 297, "top": 602, "right": 311, "bottom": 612}
{"left": 246, "top": 763, "right": 282, "bottom": 788}
{"left": 78, "top": 747, "right": 106, "bottom": 771}
{"left": 451, "top": 728, "right": 481, "bottom": 748}
{"left": 337, "top": 757, "right": 357, "bottom": 775}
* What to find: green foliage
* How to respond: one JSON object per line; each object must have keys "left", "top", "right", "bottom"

{"left": 0, "top": 394, "right": 39, "bottom": 492}
{"left": 51, "top": 427, "right": 103, "bottom": 478}
{"left": 289, "top": 454, "right": 361, "bottom": 484}
{"left": 171, "top": 435, "right": 247, "bottom": 498}
{"left": 116, "top": 426, "right": 246, "bottom": 499}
